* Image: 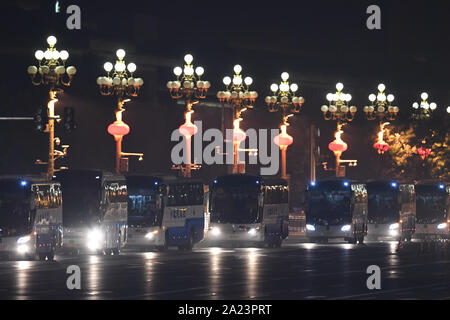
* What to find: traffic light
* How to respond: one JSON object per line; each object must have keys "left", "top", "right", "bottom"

{"left": 34, "top": 107, "right": 48, "bottom": 132}
{"left": 62, "top": 107, "right": 76, "bottom": 132}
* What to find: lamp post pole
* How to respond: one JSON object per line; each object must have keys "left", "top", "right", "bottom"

{"left": 217, "top": 64, "right": 258, "bottom": 174}
{"left": 27, "top": 35, "right": 76, "bottom": 180}
{"left": 265, "top": 72, "right": 304, "bottom": 180}
{"left": 321, "top": 83, "right": 357, "bottom": 177}
{"left": 97, "top": 49, "right": 144, "bottom": 174}
{"left": 167, "top": 54, "right": 210, "bottom": 178}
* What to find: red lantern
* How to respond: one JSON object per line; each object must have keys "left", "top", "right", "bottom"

{"left": 373, "top": 142, "right": 390, "bottom": 154}
{"left": 417, "top": 147, "right": 431, "bottom": 160}
{"left": 233, "top": 128, "right": 247, "bottom": 143}
{"left": 274, "top": 133, "right": 293, "bottom": 148}
{"left": 108, "top": 121, "right": 130, "bottom": 137}
{"left": 329, "top": 140, "right": 348, "bottom": 153}
{"left": 179, "top": 122, "right": 198, "bottom": 138}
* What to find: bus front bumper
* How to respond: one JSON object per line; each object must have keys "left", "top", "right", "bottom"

{"left": 204, "top": 224, "right": 264, "bottom": 246}
{"left": 126, "top": 227, "right": 165, "bottom": 248}
{"left": 306, "top": 225, "right": 352, "bottom": 240}
{"left": 413, "top": 223, "right": 449, "bottom": 240}
{"left": 367, "top": 223, "right": 400, "bottom": 240}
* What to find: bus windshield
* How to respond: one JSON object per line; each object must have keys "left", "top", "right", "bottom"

{"left": 0, "top": 181, "right": 32, "bottom": 237}
{"left": 306, "top": 189, "right": 352, "bottom": 225}
{"left": 57, "top": 174, "right": 103, "bottom": 228}
{"left": 211, "top": 185, "right": 259, "bottom": 224}
{"left": 416, "top": 187, "right": 448, "bottom": 224}
{"left": 368, "top": 190, "right": 399, "bottom": 224}
{"left": 128, "top": 192, "right": 162, "bottom": 227}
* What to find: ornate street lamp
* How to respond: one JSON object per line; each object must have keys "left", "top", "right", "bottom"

{"left": 217, "top": 65, "right": 258, "bottom": 174}
{"left": 97, "top": 49, "right": 144, "bottom": 174}
{"left": 265, "top": 72, "right": 304, "bottom": 180}
{"left": 167, "top": 54, "right": 210, "bottom": 178}
{"left": 27, "top": 35, "right": 77, "bottom": 179}
{"left": 412, "top": 92, "right": 437, "bottom": 120}
{"left": 321, "top": 82, "right": 357, "bottom": 122}
{"left": 321, "top": 83, "right": 357, "bottom": 177}
{"left": 364, "top": 84, "right": 399, "bottom": 121}
{"left": 364, "top": 84, "right": 398, "bottom": 155}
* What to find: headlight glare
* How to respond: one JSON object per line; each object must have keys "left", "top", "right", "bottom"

{"left": 389, "top": 223, "right": 400, "bottom": 230}
{"left": 437, "top": 223, "right": 447, "bottom": 230}
{"left": 306, "top": 224, "right": 316, "bottom": 231}
{"left": 17, "top": 235, "right": 31, "bottom": 244}
{"left": 341, "top": 225, "right": 351, "bottom": 232}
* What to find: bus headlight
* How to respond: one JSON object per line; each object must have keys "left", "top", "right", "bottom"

{"left": 17, "top": 235, "right": 31, "bottom": 244}
{"left": 248, "top": 228, "right": 258, "bottom": 236}
{"left": 437, "top": 223, "right": 447, "bottom": 230}
{"left": 211, "top": 227, "right": 221, "bottom": 236}
{"left": 306, "top": 224, "right": 316, "bottom": 231}
{"left": 17, "top": 245, "right": 29, "bottom": 254}
{"left": 341, "top": 225, "right": 351, "bottom": 232}
{"left": 87, "top": 228, "right": 103, "bottom": 251}
{"left": 389, "top": 223, "right": 399, "bottom": 230}
{"left": 145, "top": 230, "right": 159, "bottom": 239}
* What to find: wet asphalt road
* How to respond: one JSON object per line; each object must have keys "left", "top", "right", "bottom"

{"left": 0, "top": 240, "right": 449, "bottom": 300}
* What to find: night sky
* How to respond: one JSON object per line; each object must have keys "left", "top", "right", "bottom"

{"left": 1, "top": 0, "right": 449, "bottom": 206}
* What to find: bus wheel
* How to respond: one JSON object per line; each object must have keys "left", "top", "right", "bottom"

{"left": 47, "top": 250, "right": 55, "bottom": 261}
{"left": 38, "top": 252, "right": 47, "bottom": 261}
{"left": 185, "top": 230, "right": 195, "bottom": 251}
{"left": 357, "top": 236, "right": 365, "bottom": 244}
{"left": 347, "top": 238, "right": 357, "bottom": 244}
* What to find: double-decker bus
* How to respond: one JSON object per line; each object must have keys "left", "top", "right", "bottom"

{"left": 414, "top": 181, "right": 449, "bottom": 240}
{"left": 0, "top": 176, "right": 62, "bottom": 260}
{"left": 126, "top": 175, "right": 208, "bottom": 250}
{"left": 366, "top": 181, "right": 416, "bottom": 241}
{"left": 206, "top": 174, "right": 289, "bottom": 248}
{"left": 305, "top": 179, "right": 368, "bottom": 244}
{"left": 54, "top": 170, "right": 127, "bottom": 255}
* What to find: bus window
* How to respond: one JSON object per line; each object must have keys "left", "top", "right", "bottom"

{"left": 32, "top": 184, "right": 62, "bottom": 209}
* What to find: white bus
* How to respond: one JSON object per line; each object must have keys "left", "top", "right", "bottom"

{"left": 206, "top": 175, "right": 289, "bottom": 248}
{"left": 366, "top": 181, "right": 416, "bottom": 241}
{"left": 0, "top": 176, "right": 63, "bottom": 260}
{"left": 54, "top": 170, "right": 127, "bottom": 255}
{"left": 305, "top": 179, "right": 368, "bottom": 244}
{"left": 414, "top": 181, "right": 449, "bottom": 240}
{"left": 126, "top": 176, "right": 208, "bottom": 251}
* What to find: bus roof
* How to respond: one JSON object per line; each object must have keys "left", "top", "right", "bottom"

{"left": 53, "top": 169, "right": 126, "bottom": 183}
{"left": 0, "top": 175, "right": 58, "bottom": 184}
{"left": 212, "top": 174, "right": 288, "bottom": 187}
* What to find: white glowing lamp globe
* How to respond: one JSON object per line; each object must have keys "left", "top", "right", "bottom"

{"left": 47, "top": 36, "right": 57, "bottom": 46}
{"left": 115, "top": 62, "right": 126, "bottom": 72}
{"left": 223, "top": 76, "right": 232, "bottom": 86}
{"left": 173, "top": 66, "right": 182, "bottom": 76}
{"left": 233, "top": 65, "right": 242, "bottom": 74}
{"left": 430, "top": 102, "right": 437, "bottom": 110}
{"left": 387, "top": 94, "right": 395, "bottom": 102}
{"left": 290, "top": 83, "right": 298, "bottom": 92}
{"left": 271, "top": 83, "right": 278, "bottom": 92}
{"left": 412, "top": 102, "right": 419, "bottom": 109}
{"left": 103, "top": 62, "right": 113, "bottom": 72}
{"left": 233, "top": 77, "right": 242, "bottom": 85}
{"left": 369, "top": 94, "right": 376, "bottom": 102}
{"left": 336, "top": 83, "right": 344, "bottom": 91}
{"left": 281, "top": 72, "right": 289, "bottom": 81}
{"left": 346, "top": 94, "right": 352, "bottom": 102}
{"left": 378, "top": 83, "right": 386, "bottom": 92}
{"left": 59, "top": 50, "right": 69, "bottom": 60}
{"left": 447, "top": 106, "right": 450, "bottom": 114}
{"left": 195, "top": 66, "right": 204, "bottom": 76}
{"left": 327, "top": 93, "right": 334, "bottom": 101}
{"left": 116, "top": 49, "right": 126, "bottom": 59}
{"left": 184, "top": 54, "right": 193, "bottom": 64}
{"left": 35, "top": 50, "right": 44, "bottom": 60}
{"left": 127, "top": 63, "right": 137, "bottom": 73}
{"left": 421, "top": 92, "right": 429, "bottom": 100}
{"left": 44, "top": 50, "right": 53, "bottom": 60}
{"left": 244, "top": 77, "right": 253, "bottom": 86}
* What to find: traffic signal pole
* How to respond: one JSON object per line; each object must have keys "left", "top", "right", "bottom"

{"left": 47, "top": 90, "right": 58, "bottom": 179}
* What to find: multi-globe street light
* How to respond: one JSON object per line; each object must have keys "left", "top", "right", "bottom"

{"left": 321, "top": 83, "right": 357, "bottom": 177}
{"left": 97, "top": 49, "right": 144, "bottom": 174}
{"left": 167, "top": 54, "right": 210, "bottom": 178}
{"left": 364, "top": 84, "right": 399, "bottom": 155}
{"left": 217, "top": 65, "right": 258, "bottom": 174}
{"left": 265, "top": 72, "right": 304, "bottom": 180}
{"left": 411, "top": 92, "right": 438, "bottom": 160}
{"left": 27, "top": 35, "right": 77, "bottom": 179}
